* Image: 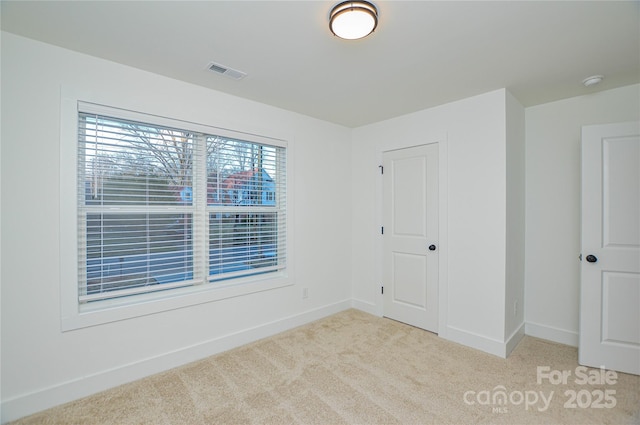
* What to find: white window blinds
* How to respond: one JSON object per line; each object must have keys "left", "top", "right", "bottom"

{"left": 77, "top": 104, "right": 286, "bottom": 303}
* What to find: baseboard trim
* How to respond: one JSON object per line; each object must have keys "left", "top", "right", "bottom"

{"left": 1, "top": 300, "right": 351, "bottom": 424}
{"left": 505, "top": 322, "right": 526, "bottom": 356}
{"left": 350, "top": 298, "right": 378, "bottom": 316}
{"left": 525, "top": 321, "right": 579, "bottom": 347}
{"left": 443, "top": 326, "right": 509, "bottom": 358}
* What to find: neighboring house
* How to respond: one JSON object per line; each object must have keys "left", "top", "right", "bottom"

{"left": 210, "top": 168, "right": 276, "bottom": 206}
{"left": 175, "top": 168, "right": 276, "bottom": 207}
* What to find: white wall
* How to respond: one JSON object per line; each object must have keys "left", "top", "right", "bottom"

{"left": 0, "top": 32, "right": 352, "bottom": 422}
{"left": 505, "top": 91, "right": 526, "bottom": 345}
{"left": 524, "top": 84, "right": 640, "bottom": 346}
{"left": 351, "top": 89, "right": 523, "bottom": 357}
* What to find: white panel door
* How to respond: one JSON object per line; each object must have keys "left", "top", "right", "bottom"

{"left": 580, "top": 121, "right": 640, "bottom": 375}
{"left": 383, "top": 144, "right": 438, "bottom": 332}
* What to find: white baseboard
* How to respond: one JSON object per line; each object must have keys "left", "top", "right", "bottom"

{"left": 350, "top": 298, "right": 379, "bottom": 316}
{"left": 525, "top": 321, "right": 579, "bottom": 347}
{"left": 505, "top": 322, "right": 526, "bottom": 356}
{"left": 352, "top": 302, "right": 527, "bottom": 359}
{"left": 443, "top": 326, "right": 512, "bottom": 358}
{"left": 1, "top": 300, "right": 351, "bottom": 424}
{"left": 0, "top": 304, "right": 578, "bottom": 423}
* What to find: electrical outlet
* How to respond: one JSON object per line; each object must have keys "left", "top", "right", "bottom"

{"left": 302, "top": 288, "right": 309, "bottom": 299}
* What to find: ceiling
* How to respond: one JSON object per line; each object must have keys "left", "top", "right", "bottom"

{"left": 2, "top": 1, "right": 639, "bottom": 128}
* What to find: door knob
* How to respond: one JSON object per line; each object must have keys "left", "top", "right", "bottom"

{"left": 428, "top": 244, "right": 437, "bottom": 251}
{"left": 586, "top": 254, "right": 598, "bottom": 263}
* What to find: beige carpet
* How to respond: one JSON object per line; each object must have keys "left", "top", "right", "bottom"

{"left": 11, "top": 309, "right": 640, "bottom": 424}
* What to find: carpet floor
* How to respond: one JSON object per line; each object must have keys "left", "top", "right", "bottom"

{"left": 10, "top": 309, "right": 640, "bottom": 424}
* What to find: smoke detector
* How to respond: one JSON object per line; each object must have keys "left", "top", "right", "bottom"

{"left": 582, "top": 75, "right": 604, "bottom": 87}
{"left": 207, "top": 62, "right": 247, "bottom": 80}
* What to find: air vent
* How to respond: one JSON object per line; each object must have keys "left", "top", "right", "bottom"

{"left": 207, "top": 62, "right": 247, "bottom": 80}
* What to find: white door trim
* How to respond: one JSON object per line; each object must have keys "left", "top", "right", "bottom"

{"left": 375, "top": 134, "right": 448, "bottom": 336}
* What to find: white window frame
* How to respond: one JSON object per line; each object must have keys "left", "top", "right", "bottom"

{"left": 60, "top": 93, "right": 293, "bottom": 331}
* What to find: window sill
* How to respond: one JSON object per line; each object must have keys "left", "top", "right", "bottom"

{"left": 61, "top": 273, "right": 291, "bottom": 331}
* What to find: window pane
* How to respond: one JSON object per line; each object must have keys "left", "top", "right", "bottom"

{"left": 85, "top": 213, "right": 194, "bottom": 297}
{"left": 206, "top": 135, "right": 285, "bottom": 282}
{"left": 209, "top": 212, "right": 278, "bottom": 279}
{"left": 80, "top": 114, "right": 193, "bottom": 206}
{"left": 206, "top": 137, "right": 277, "bottom": 206}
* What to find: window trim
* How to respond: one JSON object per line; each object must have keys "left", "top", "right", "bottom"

{"left": 60, "top": 92, "right": 294, "bottom": 331}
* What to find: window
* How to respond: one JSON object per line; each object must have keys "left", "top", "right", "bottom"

{"left": 76, "top": 102, "right": 287, "bottom": 305}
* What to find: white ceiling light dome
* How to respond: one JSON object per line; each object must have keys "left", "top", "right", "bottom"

{"left": 329, "top": 1, "right": 378, "bottom": 40}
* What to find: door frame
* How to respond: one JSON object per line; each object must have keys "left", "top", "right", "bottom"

{"left": 375, "top": 134, "right": 449, "bottom": 336}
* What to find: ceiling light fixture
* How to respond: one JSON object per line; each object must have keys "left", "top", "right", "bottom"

{"left": 329, "top": 1, "right": 378, "bottom": 40}
{"left": 582, "top": 75, "right": 604, "bottom": 87}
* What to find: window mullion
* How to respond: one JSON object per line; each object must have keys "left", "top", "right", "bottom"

{"left": 194, "top": 133, "right": 208, "bottom": 285}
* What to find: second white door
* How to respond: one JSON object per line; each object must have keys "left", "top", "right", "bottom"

{"left": 382, "top": 143, "right": 439, "bottom": 332}
{"left": 580, "top": 121, "right": 640, "bottom": 375}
